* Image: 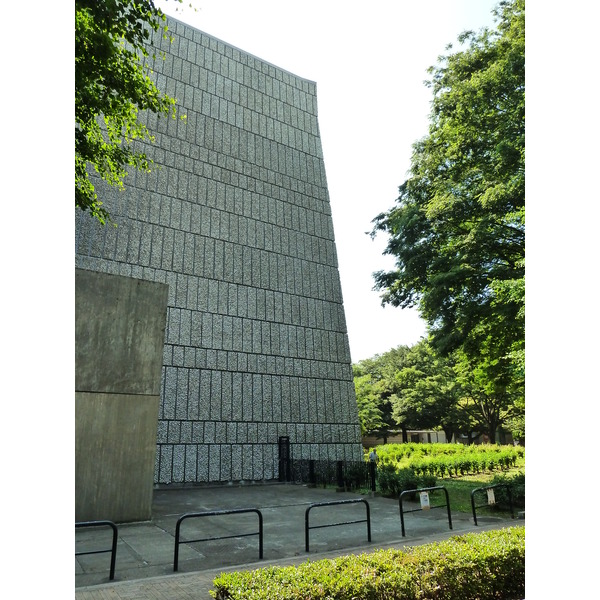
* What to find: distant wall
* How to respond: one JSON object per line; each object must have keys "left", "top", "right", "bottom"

{"left": 75, "top": 16, "right": 363, "bottom": 486}
{"left": 362, "top": 431, "right": 448, "bottom": 448}
{"left": 362, "top": 430, "right": 515, "bottom": 447}
{"left": 75, "top": 269, "right": 168, "bottom": 522}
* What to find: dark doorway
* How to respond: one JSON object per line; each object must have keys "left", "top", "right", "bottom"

{"left": 278, "top": 436, "right": 291, "bottom": 482}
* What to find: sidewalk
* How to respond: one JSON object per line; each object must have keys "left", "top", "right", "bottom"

{"left": 75, "top": 482, "right": 521, "bottom": 599}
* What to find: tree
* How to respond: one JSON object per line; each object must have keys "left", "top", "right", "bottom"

{"left": 353, "top": 346, "right": 411, "bottom": 443}
{"left": 75, "top": 0, "right": 182, "bottom": 225}
{"left": 353, "top": 372, "right": 387, "bottom": 437}
{"left": 390, "top": 339, "right": 463, "bottom": 442}
{"left": 453, "top": 346, "right": 521, "bottom": 443}
{"left": 370, "top": 0, "right": 524, "bottom": 376}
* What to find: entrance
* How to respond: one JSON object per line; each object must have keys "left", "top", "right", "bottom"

{"left": 278, "top": 436, "right": 291, "bottom": 482}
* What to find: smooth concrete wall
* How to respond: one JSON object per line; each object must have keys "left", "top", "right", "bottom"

{"left": 76, "top": 269, "right": 169, "bottom": 395}
{"left": 75, "top": 269, "right": 168, "bottom": 521}
{"left": 75, "top": 17, "right": 363, "bottom": 485}
{"left": 75, "top": 392, "right": 160, "bottom": 522}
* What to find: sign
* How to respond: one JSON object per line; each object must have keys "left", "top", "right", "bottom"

{"left": 420, "top": 491, "right": 430, "bottom": 510}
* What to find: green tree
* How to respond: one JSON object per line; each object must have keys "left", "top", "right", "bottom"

{"left": 454, "top": 346, "right": 521, "bottom": 443}
{"left": 391, "top": 339, "right": 463, "bottom": 442}
{"left": 503, "top": 346, "right": 525, "bottom": 442}
{"left": 370, "top": 0, "right": 524, "bottom": 378}
{"left": 353, "top": 372, "right": 387, "bottom": 437}
{"left": 353, "top": 346, "right": 411, "bottom": 443}
{"left": 75, "top": 0, "right": 183, "bottom": 225}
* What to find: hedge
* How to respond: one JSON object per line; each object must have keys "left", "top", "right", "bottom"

{"left": 211, "top": 526, "right": 524, "bottom": 600}
{"left": 371, "top": 443, "right": 524, "bottom": 479}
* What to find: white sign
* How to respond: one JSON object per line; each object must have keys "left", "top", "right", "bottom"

{"left": 487, "top": 488, "right": 496, "bottom": 505}
{"left": 420, "top": 491, "right": 430, "bottom": 510}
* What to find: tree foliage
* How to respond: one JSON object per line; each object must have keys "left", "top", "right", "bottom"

{"left": 391, "top": 340, "right": 463, "bottom": 442}
{"left": 453, "top": 344, "right": 524, "bottom": 443}
{"left": 353, "top": 339, "right": 524, "bottom": 444}
{"left": 353, "top": 373, "right": 386, "bottom": 437}
{"left": 75, "top": 0, "right": 182, "bottom": 225}
{"left": 371, "top": 0, "right": 525, "bottom": 372}
{"left": 353, "top": 346, "right": 411, "bottom": 442}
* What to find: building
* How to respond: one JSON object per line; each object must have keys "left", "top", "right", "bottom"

{"left": 75, "top": 16, "right": 363, "bottom": 493}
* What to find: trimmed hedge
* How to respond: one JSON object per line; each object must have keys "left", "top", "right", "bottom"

{"left": 211, "top": 526, "right": 524, "bottom": 600}
{"left": 376, "top": 464, "right": 436, "bottom": 497}
{"left": 491, "top": 471, "right": 525, "bottom": 507}
{"left": 370, "top": 443, "right": 523, "bottom": 479}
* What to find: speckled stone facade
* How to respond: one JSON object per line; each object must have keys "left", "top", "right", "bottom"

{"left": 75, "top": 17, "right": 362, "bottom": 484}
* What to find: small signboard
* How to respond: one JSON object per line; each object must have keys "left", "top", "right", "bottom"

{"left": 487, "top": 488, "right": 496, "bottom": 505}
{"left": 420, "top": 491, "right": 430, "bottom": 510}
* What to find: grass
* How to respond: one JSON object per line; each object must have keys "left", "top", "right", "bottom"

{"left": 437, "top": 459, "right": 524, "bottom": 515}
{"left": 369, "top": 451, "right": 525, "bottom": 517}
{"left": 340, "top": 447, "right": 525, "bottom": 518}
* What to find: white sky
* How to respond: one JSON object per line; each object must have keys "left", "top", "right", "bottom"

{"left": 154, "top": 0, "right": 500, "bottom": 362}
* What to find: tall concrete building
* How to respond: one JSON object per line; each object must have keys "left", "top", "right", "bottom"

{"left": 75, "top": 16, "right": 362, "bottom": 486}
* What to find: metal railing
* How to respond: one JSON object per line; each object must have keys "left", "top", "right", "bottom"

{"left": 399, "top": 486, "right": 452, "bottom": 537}
{"left": 174, "top": 508, "right": 263, "bottom": 571}
{"left": 291, "top": 459, "right": 373, "bottom": 492}
{"left": 304, "top": 498, "right": 371, "bottom": 552}
{"left": 470, "top": 483, "right": 514, "bottom": 525}
{"left": 75, "top": 520, "right": 118, "bottom": 580}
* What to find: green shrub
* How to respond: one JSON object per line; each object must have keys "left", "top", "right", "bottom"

{"left": 420, "top": 473, "right": 436, "bottom": 488}
{"left": 377, "top": 465, "right": 416, "bottom": 497}
{"left": 376, "top": 465, "right": 436, "bottom": 498}
{"left": 491, "top": 471, "right": 525, "bottom": 507}
{"left": 375, "top": 443, "right": 522, "bottom": 479}
{"left": 211, "top": 526, "right": 525, "bottom": 600}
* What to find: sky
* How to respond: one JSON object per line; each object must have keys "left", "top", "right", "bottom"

{"left": 155, "top": 0, "right": 500, "bottom": 362}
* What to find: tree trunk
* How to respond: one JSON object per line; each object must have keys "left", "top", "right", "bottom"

{"left": 401, "top": 426, "right": 408, "bottom": 443}
{"left": 443, "top": 427, "right": 454, "bottom": 443}
{"left": 467, "top": 431, "right": 483, "bottom": 444}
{"left": 487, "top": 415, "right": 499, "bottom": 444}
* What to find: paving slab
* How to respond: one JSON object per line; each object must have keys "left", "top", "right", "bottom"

{"left": 75, "top": 482, "right": 521, "bottom": 598}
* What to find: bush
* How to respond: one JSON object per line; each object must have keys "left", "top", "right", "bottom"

{"left": 374, "top": 443, "right": 523, "bottom": 479}
{"left": 491, "top": 471, "right": 525, "bottom": 507}
{"left": 211, "top": 526, "right": 525, "bottom": 600}
{"left": 376, "top": 465, "right": 435, "bottom": 498}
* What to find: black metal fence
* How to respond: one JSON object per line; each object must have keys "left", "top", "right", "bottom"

{"left": 174, "top": 508, "right": 264, "bottom": 571}
{"left": 305, "top": 498, "right": 372, "bottom": 552}
{"left": 470, "top": 483, "right": 515, "bottom": 525}
{"left": 290, "top": 459, "right": 374, "bottom": 491}
{"left": 398, "top": 486, "right": 453, "bottom": 537}
{"left": 75, "top": 520, "right": 118, "bottom": 580}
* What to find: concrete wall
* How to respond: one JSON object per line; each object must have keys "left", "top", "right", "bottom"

{"left": 75, "top": 17, "right": 363, "bottom": 485}
{"left": 75, "top": 269, "right": 168, "bottom": 522}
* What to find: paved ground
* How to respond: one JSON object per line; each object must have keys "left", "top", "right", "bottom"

{"left": 75, "top": 482, "right": 522, "bottom": 599}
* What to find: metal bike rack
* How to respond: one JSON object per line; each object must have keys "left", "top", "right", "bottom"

{"left": 304, "top": 498, "right": 371, "bottom": 552}
{"left": 75, "top": 520, "right": 118, "bottom": 580}
{"left": 470, "top": 483, "right": 514, "bottom": 525}
{"left": 174, "top": 508, "right": 263, "bottom": 571}
{"left": 399, "top": 486, "right": 452, "bottom": 537}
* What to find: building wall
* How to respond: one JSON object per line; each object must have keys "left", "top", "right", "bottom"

{"left": 75, "top": 16, "right": 362, "bottom": 485}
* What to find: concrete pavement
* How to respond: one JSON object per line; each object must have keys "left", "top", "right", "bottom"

{"left": 75, "top": 482, "right": 521, "bottom": 599}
